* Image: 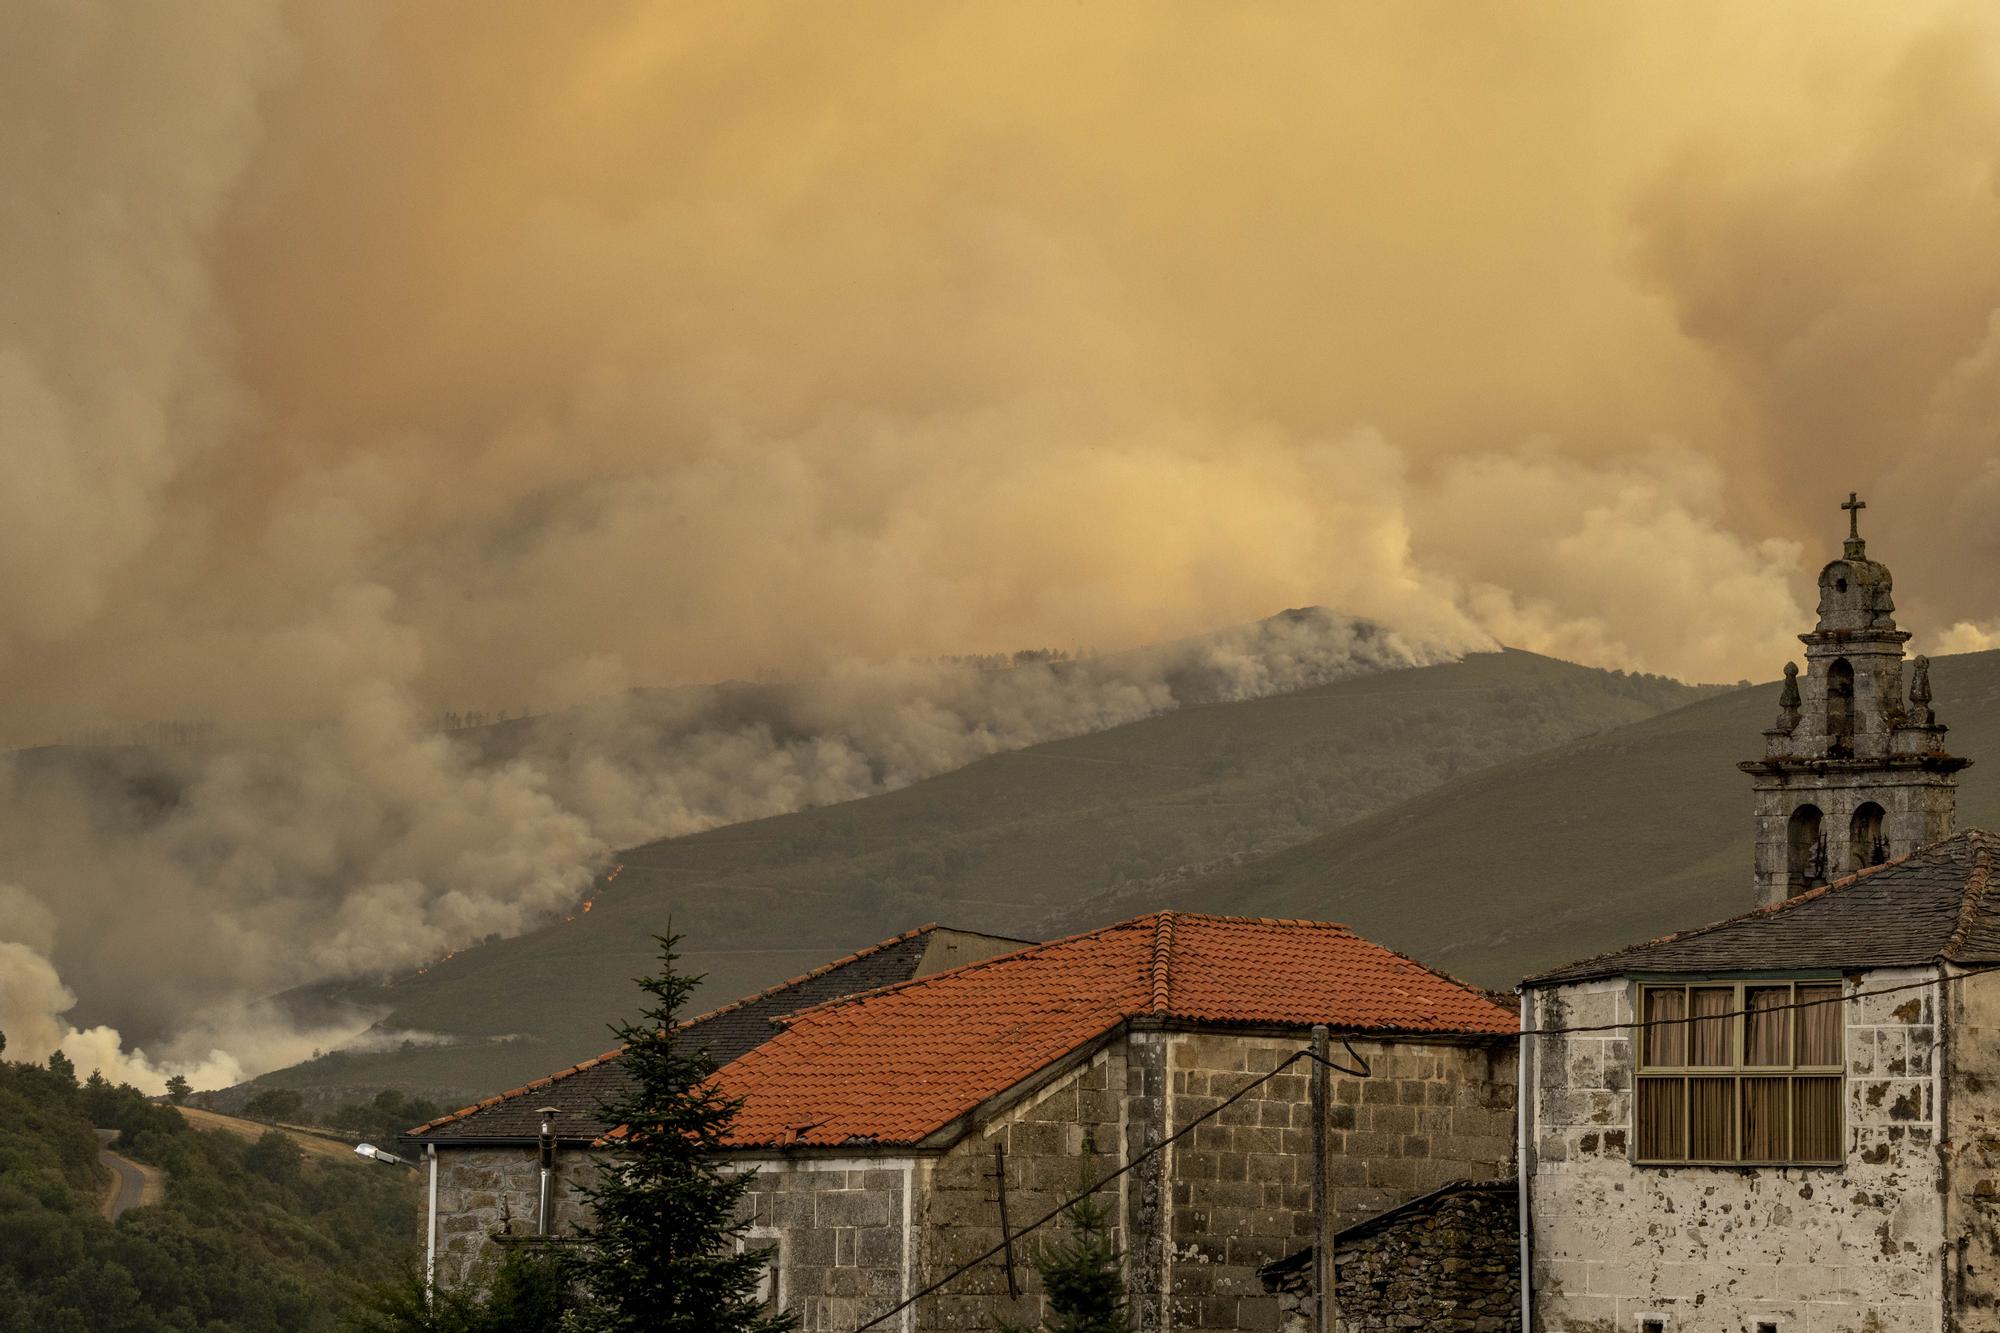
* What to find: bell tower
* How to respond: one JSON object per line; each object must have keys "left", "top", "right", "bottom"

{"left": 1739, "top": 494, "right": 1970, "bottom": 905}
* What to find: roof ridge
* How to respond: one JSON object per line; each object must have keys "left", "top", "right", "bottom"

{"left": 1150, "top": 911, "right": 1177, "bottom": 1014}
{"left": 775, "top": 915, "right": 1168, "bottom": 1022}
{"left": 1944, "top": 842, "right": 1996, "bottom": 962}
{"left": 405, "top": 923, "right": 943, "bottom": 1137}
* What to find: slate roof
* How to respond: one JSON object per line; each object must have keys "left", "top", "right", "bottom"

{"left": 707, "top": 912, "right": 1515, "bottom": 1150}
{"left": 408, "top": 926, "right": 1023, "bottom": 1143}
{"left": 1525, "top": 829, "right": 2000, "bottom": 987}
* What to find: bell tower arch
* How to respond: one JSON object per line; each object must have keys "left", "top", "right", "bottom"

{"left": 1739, "top": 494, "right": 1969, "bottom": 905}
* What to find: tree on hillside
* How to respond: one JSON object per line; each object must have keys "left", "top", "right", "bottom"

{"left": 564, "top": 933, "right": 794, "bottom": 1333}
{"left": 165, "top": 1074, "right": 191, "bottom": 1104}
{"left": 46, "top": 1049, "right": 75, "bottom": 1085}
{"left": 244, "top": 1087, "right": 305, "bottom": 1121}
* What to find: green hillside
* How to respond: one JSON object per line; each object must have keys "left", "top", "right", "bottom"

{"left": 0, "top": 1056, "right": 415, "bottom": 1330}
{"left": 257, "top": 649, "right": 1701, "bottom": 1105}
{"left": 1150, "top": 649, "right": 2000, "bottom": 990}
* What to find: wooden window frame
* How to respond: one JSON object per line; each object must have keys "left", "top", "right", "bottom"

{"left": 1632, "top": 978, "right": 1845, "bottom": 1168}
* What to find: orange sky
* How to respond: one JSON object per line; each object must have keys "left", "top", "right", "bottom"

{"left": 8, "top": 1, "right": 2000, "bottom": 736}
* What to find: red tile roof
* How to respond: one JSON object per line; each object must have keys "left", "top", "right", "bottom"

{"left": 712, "top": 912, "right": 1514, "bottom": 1149}
{"left": 407, "top": 925, "right": 945, "bottom": 1141}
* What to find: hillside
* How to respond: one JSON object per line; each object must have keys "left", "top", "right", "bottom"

{"left": 252, "top": 649, "right": 1703, "bottom": 1104}
{"left": 0, "top": 1058, "right": 416, "bottom": 1330}
{"left": 1148, "top": 649, "right": 2000, "bottom": 989}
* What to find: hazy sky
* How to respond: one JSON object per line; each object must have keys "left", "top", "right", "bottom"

{"left": 10, "top": 2, "right": 2000, "bottom": 743}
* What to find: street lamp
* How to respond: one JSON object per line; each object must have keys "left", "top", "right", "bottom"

{"left": 355, "top": 1141, "right": 415, "bottom": 1168}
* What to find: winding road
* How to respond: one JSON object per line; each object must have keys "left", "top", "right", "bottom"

{"left": 95, "top": 1128, "right": 164, "bottom": 1221}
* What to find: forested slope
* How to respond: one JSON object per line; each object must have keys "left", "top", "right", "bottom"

{"left": 255, "top": 649, "right": 1705, "bottom": 1103}
{"left": 0, "top": 1054, "right": 416, "bottom": 1330}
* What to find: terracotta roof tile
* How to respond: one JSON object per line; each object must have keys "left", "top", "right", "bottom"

{"left": 410, "top": 926, "right": 952, "bottom": 1141}
{"left": 712, "top": 912, "right": 1513, "bottom": 1149}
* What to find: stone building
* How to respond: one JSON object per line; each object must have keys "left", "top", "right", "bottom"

{"left": 1259, "top": 1180, "right": 1520, "bottom": 1333}
{"left": 404, "top": 924, "right": 1030, "bottom": 1287}
{"left": 1741, "top": 493, "right": 1969, "bottom": 904}
{"left": 1522, "top": 504, "right": 2000, "bottom": 1332}
{"left": 411, "top": 911, "right": 1518, "bottom": 1331}
{"left": 709, "top": 911, "right": 1517, "bottom": 1332}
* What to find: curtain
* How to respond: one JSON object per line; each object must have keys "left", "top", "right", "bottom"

{"left": 1794, "top": 1077, "right": 1842, "bottom": 1161}
{"left": 1689, "top": 1077, "right": 1735, "bottom": 1159}
{"left": 1796, "top": 984, "right": 1843, "bottom": 1067}
{"left": 1745, "top": 987, "right": 1789, "bottom": 1066}
{"left": 1643, "top": 988, "right": 1687, "bottom": 1067}
{"left": 1741, "top": 1077, "right": 1787, "bottom": 1160}
{"left": 1690, "top": 987, "right": 1733, "bottom": 1065}
{"left": 1637, "top": 1078, "right": 1685, "bottom": 1161}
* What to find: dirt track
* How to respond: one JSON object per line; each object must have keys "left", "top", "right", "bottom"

{"left": 177, "top": 1106, "right": 367, "bottom": 1162}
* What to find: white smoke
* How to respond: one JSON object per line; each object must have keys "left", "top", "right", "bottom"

{"left": 0, "top": 607, "right": 1456, "bottom": 1092}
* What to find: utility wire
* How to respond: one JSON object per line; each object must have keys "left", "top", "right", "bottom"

{"left": 850, "top": 1038, "right": 1370, "bottom": 1332}
{"left": 1518, "top": 959, "right": 2000, "bottom": 1040}
{"left": 851, "top": 964, "right": 1998, "bottom": 1329}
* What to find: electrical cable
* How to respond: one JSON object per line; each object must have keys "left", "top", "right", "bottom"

{"left": 850, "top": 964, "right": 1997, "bottom": 1328}
{"left": 849, "top": 1036, "right": 1369, "bottom": 1331}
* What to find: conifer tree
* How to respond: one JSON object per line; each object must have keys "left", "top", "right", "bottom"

{"left": 1035, "top": 1195, "right": 1131, "bottom": 1333}
{"left": 564, "top": 933, "right": 793, "bottom": 1333}
{"left": 1002, "top": 1191, "right": 1132, "bottom": 1333}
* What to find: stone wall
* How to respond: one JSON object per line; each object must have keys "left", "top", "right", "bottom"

{"left": 1266, "top": 1180, "right": 1521, "bottom": 1333}
{"left": 1945, "top": 964, "right": 2000, "bottom": 1321}
{"left": 737, "top": 1157, "right": 920, "bottom": 1332}
{"left": 1529, "top": 972, "right": 1945, "bottom": 1331}
{"left": 1331, "top": 1181, "right": 1518, "bottom": 1332}
{"left": 918, "top": 1042, "right": 1131, "bottom": 1332}
{"left": 428, "top": 1143, "right": 602, "bottom": 1288}
{"left": 1159, "top": 1030, "right": 1517, "bottom": 1332}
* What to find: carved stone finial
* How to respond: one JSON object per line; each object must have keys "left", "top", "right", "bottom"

{"left": 1910, "top": 654, "right": 1935, "bottom": 725}
{"left": 1775, "top": 661, "right": 1802, "bottom": 732}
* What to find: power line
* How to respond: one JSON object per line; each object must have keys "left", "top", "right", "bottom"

{"left": 850, "top": 1039, "right": 1371, "bottom": 1332}
{"left": 1520, "top": 959, "right": 2000, "bottom": 1040}
{"left": 850, "top": 964, "right": 2000, "bottom": 1328}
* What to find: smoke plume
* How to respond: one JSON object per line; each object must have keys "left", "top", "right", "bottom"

{"left": 7, "top": 1, "right": 2000, "bottom": 1086}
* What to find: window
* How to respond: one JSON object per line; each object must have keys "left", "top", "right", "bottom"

{"left": 1787, "top": 804, "right": 1826, "bottom": 893}
{"left": 1826, "top": 657, "right": 1854, "bottom": 755}
{"left": 1757, "top": 1323, "right": 1781, "bottom": 1333}
{"left": 1634, "top": 980, "right": 1844, "bottom": 1165}
{"left": 1849, "top": 802, "right": 1887, "bottom": 871}
{"left": 1639, "top": 1320, "right": 1667, "bottom": 1333}
{"left": 736, "top": 1228, "right": 782, "bottom": 1310}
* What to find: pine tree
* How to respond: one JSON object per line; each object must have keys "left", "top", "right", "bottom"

{"left": 564, "top": 933, "right": 794, "bottom": 1333}
{"left": 46, "top": 1049, "right": 75, "bottom": 1086}
{"left": 1003, "top": 1192, "right": 1132, "bottom": 1333}
{"left": 1036, "top": 1195, "right": 1131, "bottom": 1333}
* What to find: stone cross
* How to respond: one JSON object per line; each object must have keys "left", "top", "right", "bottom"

{"left": 1842, "top": 491, "right": 1866, "bottom": 539}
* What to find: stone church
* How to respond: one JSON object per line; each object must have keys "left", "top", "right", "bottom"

{"left": 1522, "top": 500, "right": 2000, "bottom": 1331}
